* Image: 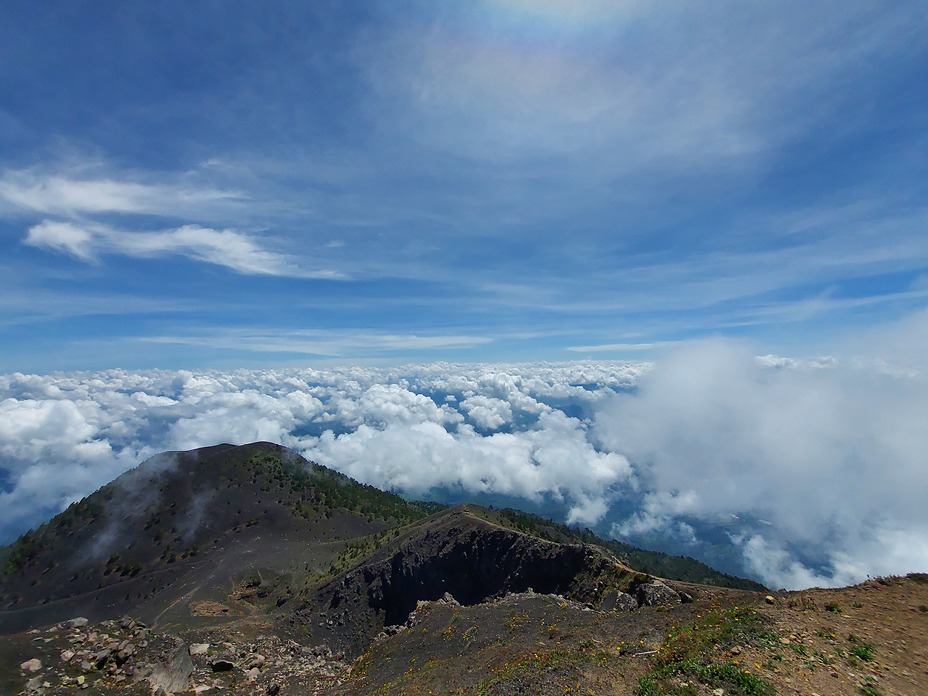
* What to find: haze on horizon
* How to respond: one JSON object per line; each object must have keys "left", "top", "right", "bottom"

{"left": 1, "top": 2, "right": 927, "bottom": 590}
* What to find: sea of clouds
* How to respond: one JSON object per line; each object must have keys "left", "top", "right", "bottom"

{"left": 2, "top": 338, "right": 927, "bottom": 590}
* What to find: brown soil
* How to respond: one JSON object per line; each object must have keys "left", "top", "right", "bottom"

{"left": 2, "top": 575, "right": 926, "bottom": 694}
{"left": 747, "top": 575, "right": 928, "bottom": 695}
{"left": 189, "top": 600, "right": 238, "bottom": 617}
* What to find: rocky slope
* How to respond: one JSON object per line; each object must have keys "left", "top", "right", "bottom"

{"left": 7, "top": 442, "right": 922, "bottom": 694}
{"left": 289, "top": 505, "right": 666, "bottom": 656}
{"left": 3, "top": 575, "right": 927, "bottom": 694}
{"left": 0, "top": 442, "right": 425, "bottom": 633}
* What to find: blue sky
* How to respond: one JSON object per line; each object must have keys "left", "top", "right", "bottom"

{"left": 1, "top": 1, "right": 927, "bottom": 371}
{"left": 3, "top": 2, "right": 928, "bottom": 587}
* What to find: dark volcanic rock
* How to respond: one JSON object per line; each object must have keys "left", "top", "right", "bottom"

{"left": 602, "top": 589, "right": 639, "bottom": 611}
{"left": 209, "top": 658, "right": 235, "bottom": 672}
{"left": 296, "top": 508, "right": 643, "bottom": 656}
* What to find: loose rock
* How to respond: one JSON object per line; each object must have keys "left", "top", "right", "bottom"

{"left": 240, "top": 652, "right": 266, "bottom": 670}
{"left": 21, "top": 658, "right": 43, "bottom": 672}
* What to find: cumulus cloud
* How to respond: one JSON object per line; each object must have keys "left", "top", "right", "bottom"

{"left": 594, "top": 337, "right": 928, "bottom": 588}
{"left": 1, "top": 347, "right": 926, "bottom": 589}
{"left": 306, "top": 409, "right": 630, "bottom": 526}
{"left": 0, "top": 364, "right": 634, "bottom": 544}
{"left": 459, "top": 395, "right": 513, "bottom": 430}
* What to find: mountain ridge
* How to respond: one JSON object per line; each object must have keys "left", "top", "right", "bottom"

{"left": 0, "top": 441, "right": 760, "bottom": 635}
{"left": 0, "top": 443, "right": 925, "bottom": 695}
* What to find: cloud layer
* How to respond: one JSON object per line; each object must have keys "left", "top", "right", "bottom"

{"left": 2, "top": 338, "right": 927, "bottom": 589}
{"left": 595, "top": 339, "right": 928, "bottom": 588}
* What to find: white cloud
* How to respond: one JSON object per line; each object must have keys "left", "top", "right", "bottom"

{"left": 167, "top": 388, "right": 321, "bottom": 451}
{"left": 594, "top": 335, "right": 928, "bottom": 588}
{"left": 139, "top": 329, "right": 493, "bottom": 357}
{"left": 23, "top": 220, "right": 97, "bottom": 261}
{"left": 0, "top": 363, "right": 634, "bottom": 543}
{"left": 24, "top": 220, "right": 338, "bottom": 278}
{"left": 4, "top": 165, "right": 344, "bottom": 279}
{"left": 0, "top": 170, "right": 241, "bottom": 218}
{"left": 459, "top": 395, "right": 513, "bottom": 430}
{"left": 365, "top": 2, "right": 918, "bottom": 179}
{"left": 305, "top": 409, "right": 630, "bottom": 526}
{"left": 376, "top": 335, "right": 494, "bottom": 350}
{"left": 1, "top": 346, "right": 926, "bottom": 589}
{"left": 567, "top": 342, "right": 674, "bottom": 353}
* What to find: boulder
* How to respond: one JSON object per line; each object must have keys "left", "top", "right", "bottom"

{"left": 148, "top": 643, "right": 194, "bottom": 693}
{"left": 636, "top": 581, "right": 681, "bottom": 607}
{"left": 601, "top": 590, "right": 638, "bottom": 612}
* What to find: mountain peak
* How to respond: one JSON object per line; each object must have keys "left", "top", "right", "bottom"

{"left": 0, "top": 442, "right": 425, "bottom": 632}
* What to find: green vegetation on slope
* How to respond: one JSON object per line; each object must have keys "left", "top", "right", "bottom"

{"left": 246, "top": 450, "right": 428, "bottom": 525}
{"left": 305, "top": 526, "right": 407, "bottom": 590}
{"left": 1, "top": 495, "right": 108, "bottom": 577}
{"left": 636, "top": 605, "right": 777, "bottom": 696}
{"left": 0, "top": 445, "right": 428, "bottom": 584}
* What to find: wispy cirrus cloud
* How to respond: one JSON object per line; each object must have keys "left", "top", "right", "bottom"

{"left": 24, "top": 220, "right": 342, "bottom": 279}
{"left": 2, "top": 164, "right": 345, "bottom": 279}
{"left": 139, "top": 328, "right": 493, "bottom": 357}
{"left": 0, "top": 169, "right": 243, "bottom": 218}
{"left": 363, "top": 2, "right": 916, "bottom": 176}
{"left": 566, "top": 342, "right": 676, "bottom": 353}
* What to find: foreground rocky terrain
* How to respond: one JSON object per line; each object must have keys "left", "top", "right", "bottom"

{"left": 2, "top": 574, "right": 926, "bottom": 695}
{"left": 1, "top": 442, "right": 925, "bottom": 694}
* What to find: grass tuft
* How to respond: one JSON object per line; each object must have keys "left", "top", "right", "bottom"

{"left": 847, "top": 634, "right": 876, "bottom": 662}
{"left": 634, "top": 606, "right": 776, "bottom": 696}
